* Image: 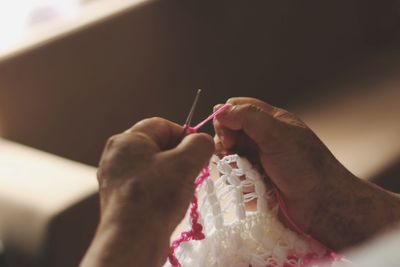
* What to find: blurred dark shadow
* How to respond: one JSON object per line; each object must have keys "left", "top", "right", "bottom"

{"left": 43, "top": 194, "right": 99, "bottom": 267}
{"left": 373, "top": 158, "right": 400, "bottom": 193}
{"left": 2, "top": 195, "right": 99, "bottom": 267}
{"left": 0, "top": 0, "right": 400, "bottom": 167}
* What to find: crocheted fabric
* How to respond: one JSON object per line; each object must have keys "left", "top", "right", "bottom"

{"left": 164, "top": 154, "right": 336, "bottom": 267}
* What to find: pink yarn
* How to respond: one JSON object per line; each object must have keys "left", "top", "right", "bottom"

{"left": 192, "top": 103, "right": 232, "bottom": 131}
{"left": 168, "top": 168, "right": 210, "bottom": 267}
{"left": 168, "top": 105, "right": 230, "bottom": 267}
{"left": 168, "top": 103, "right": 341, "bottom": 267}
{"left": 272, "top": 185, "right": 341, "bottom": 264}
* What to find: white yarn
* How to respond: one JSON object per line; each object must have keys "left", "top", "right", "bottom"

{"left": 164, "top": 154, "right": 333, "bottom": 267}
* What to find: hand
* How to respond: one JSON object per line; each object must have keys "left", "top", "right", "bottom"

{"left": 81, "top": 117, "right": 214, "bottom": 267}
{"left": 214, "top": 97, "right": 400, "bottom": 250}
{"left": 98, "top": 117, "right": 213, "bottom": 230}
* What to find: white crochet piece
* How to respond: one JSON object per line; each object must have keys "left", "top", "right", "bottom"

{"left": 164, "top": 154, "right": 331, "bottom": 267}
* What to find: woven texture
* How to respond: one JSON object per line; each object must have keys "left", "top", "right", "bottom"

{"left": 164, "top": 154, "right": 335, "bottom": 267}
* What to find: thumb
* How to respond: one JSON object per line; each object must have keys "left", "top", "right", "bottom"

{"left": 158, "top": 133, "right": 214, "bottom": 182}
{"left": 215, "top": 104, "right": 285, "bottom": 153}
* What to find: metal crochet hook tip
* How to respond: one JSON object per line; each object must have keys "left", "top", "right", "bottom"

{"left": 184, "top": 89, "right": 202, "bottom": 127}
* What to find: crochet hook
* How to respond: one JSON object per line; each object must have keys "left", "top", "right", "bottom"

{"left": 184, "top": 89, "right": 202, "bottom": 128}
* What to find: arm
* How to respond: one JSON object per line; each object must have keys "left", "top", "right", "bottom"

{"left": 80, "top": 118, "right": 214, "bottom": 267}
{"left": 214, "top": 97, "right": 400, "bottom": 250}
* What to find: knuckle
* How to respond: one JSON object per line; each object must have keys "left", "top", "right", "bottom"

{"left": 130, "top": 117, "right": 172, "bottom": 134}
{"left": 105, "top": 134, "right": 120, "bottom": 150}
{"left": 98, "top": 137, "right": 143, "bottom": 180}
{"left": 97, "top": 158, "right": 114, "bottom": 181}
{"left": 226, "top": 96, "right": 239, "bottom": 104}
{"left": 273, "top": 108, "right": 308, "bottom": 128}
{"left": 106, "top": 134, "right": 127, "bottom": 153}
{"left": 227, "top": 97, "right": 238, "bottom": 104}
{"left": 273, "top": 108, "right": 291, "bottom": 119}
{"left": 241, "top": 104, "right": 265, "bottom": 128}
{"left": 244, "top": 103, "right": 263, "bottom": 113}
{"left": 226, "top": 97, "right": 248, "bottom": 105}
{"left": 102, "top": 135, "right": 135, "bottom": 165}
{"left": 138, "top": 117, "right": 167, "bottom": 127}
{"left": 96, "top": 167, "right": 107, "bottom": 182}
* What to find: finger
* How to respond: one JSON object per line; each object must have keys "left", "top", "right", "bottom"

{"left": 159, "top": 133, "right": 214, "bottom": 182}
{"left": 216, "top": 104, "right": 285, "bottom": 153}
{"left": 226, "top": 97, "right": 276, "bottom": 113}
{"left": 214, "top": 135, "right": 230, "bottom": 157}
{"left": 125, "top": 117, "right": 184, "bottom": 151}
{"left": 227, "top": 97, "right": 303, "bottom": 128}
{"left": 212, "top": 110, "right": 237, "bottom": 149}
{"left": 214, "top": 134, "right": 222, "bottom": 150}
{"left": 213, "top": 104, "right": 224, "bottom": 112}
{"left": 213, "top": 98, "right": 278, "bottom": 151}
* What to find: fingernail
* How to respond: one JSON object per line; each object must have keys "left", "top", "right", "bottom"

{"left": 213, "top": 104, "right": 223, "bottom": 112}
{"left": 217, "top": 106, "right": 231, "bottom": 117}
{"left": 224, "top": 103, "right": 235, "bottom": 111}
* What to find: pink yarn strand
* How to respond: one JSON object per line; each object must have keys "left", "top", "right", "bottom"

{"left": 273, "top": 185, "right": 342, "bottom": 263}
{"left": 168, "top": 104, "right": 229, "bottom": 267}
{"left": 192, "top": 103, "right": 232, "bottom": 131}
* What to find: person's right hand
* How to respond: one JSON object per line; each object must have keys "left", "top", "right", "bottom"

{"left": 81, "top": 117, "right": 214, "bottom": 267}
{"left": 214, "top": 97, "right": 400, "bottom": 250}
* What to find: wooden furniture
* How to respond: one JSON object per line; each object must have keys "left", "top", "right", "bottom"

{"left": 0, "top": 139, "right": 98, "bottom": 267}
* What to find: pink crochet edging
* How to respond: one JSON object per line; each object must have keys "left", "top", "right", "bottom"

{"left": 168, "top": 104, "right": 231, "bottom": 267}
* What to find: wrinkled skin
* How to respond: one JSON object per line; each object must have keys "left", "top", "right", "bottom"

{"left": 81, "top": 118, "right": 214, "bottom": 267}
{"left": 213, "top": 97, "right": 400, "bottom": 250}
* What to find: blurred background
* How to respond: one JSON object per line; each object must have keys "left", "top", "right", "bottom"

{"left": 0, "top": 0, "right": 400, "bottom": 266}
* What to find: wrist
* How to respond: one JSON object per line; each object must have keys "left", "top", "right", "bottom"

{"left": 99, "top": 175, "right": 192, "bottom": 234}
{"left": 82, "top": 214, "right": 169, "bottom": 267}
{"left": 306, "top": 170, "right": 400, "bottom": 250}
{"left": 100, "top": 189, "right": 172, "bottom": 238}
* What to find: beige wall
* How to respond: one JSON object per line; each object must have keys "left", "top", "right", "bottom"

{"left": 0, "top": 0, "right": 399, "bottom": 167}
